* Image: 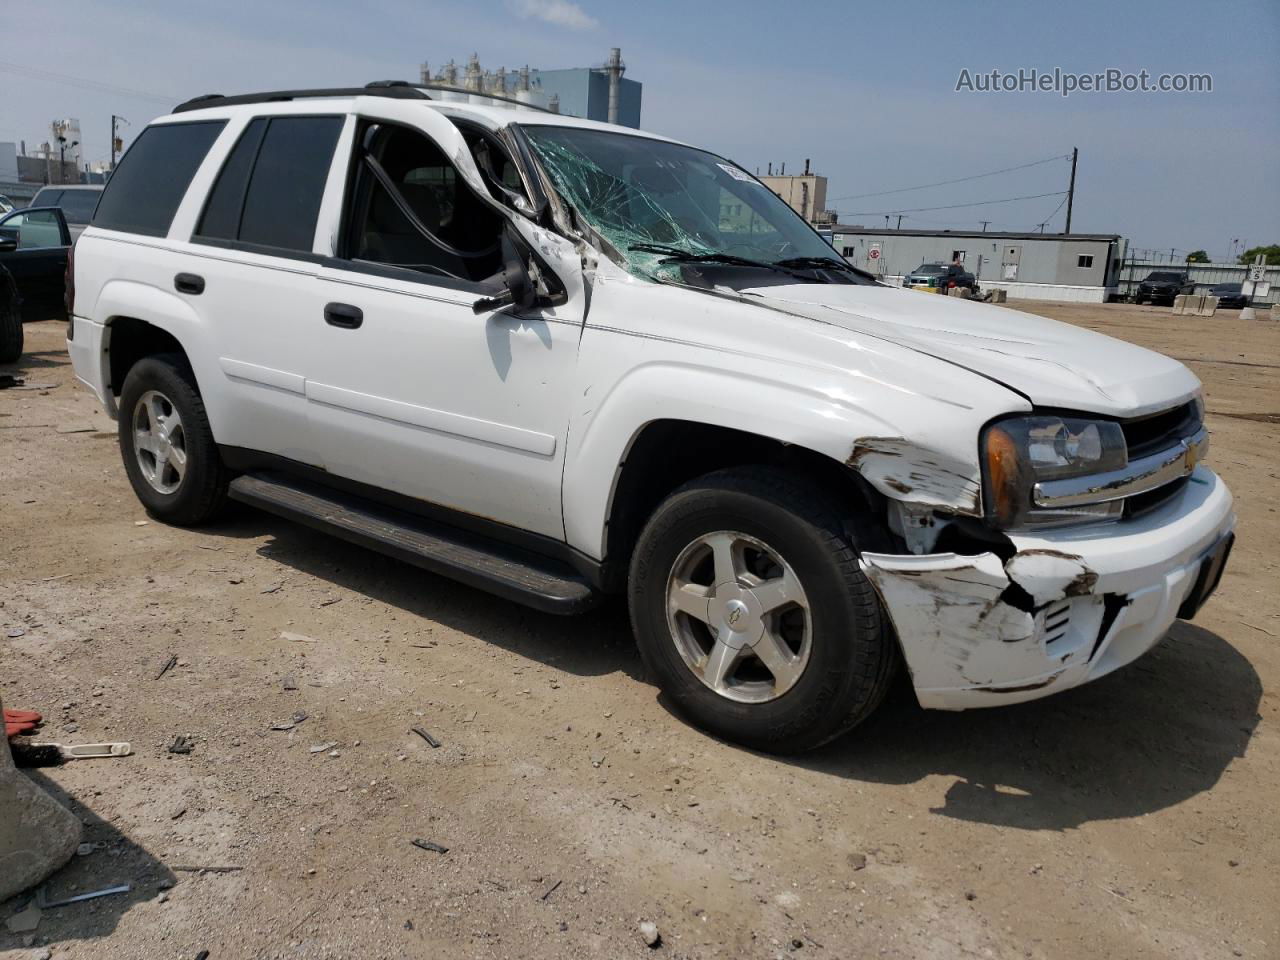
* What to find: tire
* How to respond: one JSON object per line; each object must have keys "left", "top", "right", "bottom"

{"left": 118, "top": 353, "right": 228, "bottom": 525}
{"left": 0, "top": 294, "right": 21, "bottom": 365}
{"left": 628, "top": 466, "right": 896, "bottom": 754}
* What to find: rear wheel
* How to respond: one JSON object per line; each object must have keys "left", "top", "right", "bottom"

{"left": 118, "top": 354, "right": 228, "bottom": 525}
{"left": 628, "top": 467, "right": 896, "bottom": 753}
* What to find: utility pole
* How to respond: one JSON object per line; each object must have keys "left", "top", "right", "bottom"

{"left": 895, "top": 214, "right": 903, "bottom": 229}
{"left": 884, "top": 215, "right": 890, "bottom": 230}
{"left": 980, "top": 220, "right": 990, "bottom": 232}
{"left": 1064, "top": 146, "right": 1078, "bottom": 234}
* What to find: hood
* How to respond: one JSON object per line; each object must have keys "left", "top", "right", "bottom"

{"left": 740, "top": 283, "right": 1199, "bottom": 417}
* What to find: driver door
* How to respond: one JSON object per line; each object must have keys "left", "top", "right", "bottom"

{"left": 303, "top": 100, "right": 584, "bottom": 541}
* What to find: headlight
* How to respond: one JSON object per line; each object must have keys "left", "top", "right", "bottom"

{"left": 982, "top": 415, "right": 1127, "bottom": 529}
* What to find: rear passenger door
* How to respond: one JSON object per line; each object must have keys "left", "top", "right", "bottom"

{"left": 180, "top": 112, "right": 348, "bottom": 466}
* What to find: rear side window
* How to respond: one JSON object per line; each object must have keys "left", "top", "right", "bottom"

{"left": 57, "top": 191, "right": 101, "bottom": 224}
{"left": 92, "top": 121, "right": 225, "bottom": 237}
{"left": 32, "top": 189, "right": 62, "bottom": 207}
{"left": 196, "top": 115, "right": 342, "bottom": 253}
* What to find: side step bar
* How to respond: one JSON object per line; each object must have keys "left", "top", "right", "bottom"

{"left": 228, "top": 473, "right": 599, "bottom": 615}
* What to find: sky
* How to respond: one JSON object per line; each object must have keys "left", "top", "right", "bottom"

{"left": 3, "top": 0, "right": 1277, "bottom": 260}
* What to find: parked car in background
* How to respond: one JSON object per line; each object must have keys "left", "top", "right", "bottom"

{"left": 1133, "top": 270, "right": 1194, "bottom": 305}
{"left": 28, "top": 184, "right": 103, "bottom": 240}
{"left": 1208, "top": 282, "right": 1249, "bottom": 309}
{"left": 67, "top": 85, "right": 1234, "bottom": 753}
{"left": 903, "top": 262, "right": 979, "bottom": 294}
{"left": 0, "top": 195, "right": 15, "bottom": 215}
{"left": 0, "top": 206, "right": 71, "bottom": 362}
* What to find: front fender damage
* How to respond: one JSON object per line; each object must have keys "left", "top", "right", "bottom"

{"left": 860, "top": 548, "right": 1099, "bottom": 702}
{"left": 848, "top": 437, "right": 982, "bottom": 517}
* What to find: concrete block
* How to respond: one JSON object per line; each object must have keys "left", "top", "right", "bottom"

{"left": 1171, "top": 294, "right": 1192, "bottom": 315}
{"left": 947, "top": 287, "right": 971, "bottom": 298}
{"left": 1196, "top": 295, "right": 1218, "bottom": 318}
{"left": 1270, "top": 304, "right": 1279, "bottom": 322}
{"left": 986, "top": 289, "right": 1007, "bottom": 303}
{"left": 0, "top": 696, "right": 82, "bottom": 901}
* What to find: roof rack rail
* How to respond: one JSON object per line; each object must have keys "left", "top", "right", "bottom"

{"left": 172, "top": 83, "right": 432, "bottom": 114}
{"left": 416, "top": 83, "right": 558, "bottom": 115}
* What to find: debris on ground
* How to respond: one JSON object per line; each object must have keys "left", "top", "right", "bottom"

{"left": 410, "top": 838, "right": 449, "bottom": 854}
{"left": 282, "top": 674, "right": 298, "bottom": 691}
{"left": 39, "top": 883, "right": 131, "bottom": 908}
{"left": 310, "top": 742, "right": 338, "bottom": 754}
{"left": 155, "top": 654, "right": 178, "bottom": 680}
{"left": 12, "top": 740, "right": 131, "bottom": 767}
{"left": 540, "top": 879, "right": 562, "bottom": 900}
{"left": 280, "top": 631, "right": 318, "bottom": 643}
{"left": 171, "top": 864, "right": 243, "bottom": 873}
{"left": 410, "top": 725, "right": 441, "bottom": 748}
{"left": 4, "top": 902, "right": 41, "bottom": 933}
{"left": 0, "top": 374, "right": 25, "bottom": 390}
{"left": 271, "top": 712, "right": 308, "bottom": 731}
{"left": 638, "top": 920, "right": 661, "bottom": 947}
{"left": 168, "top": 735, "right": 194, "bottom": 754}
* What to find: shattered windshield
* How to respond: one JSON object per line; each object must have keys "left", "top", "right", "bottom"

{"left": 521, "top": 125, "right": 846, "bottom": 282}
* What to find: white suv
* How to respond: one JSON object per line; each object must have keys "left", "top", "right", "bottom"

{"left": 67, "top": 83, "right": 1234, "bottom": 752}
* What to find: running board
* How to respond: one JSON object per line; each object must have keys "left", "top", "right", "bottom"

{"left": 228, "top": 473, "right": 599, "bottom": 615}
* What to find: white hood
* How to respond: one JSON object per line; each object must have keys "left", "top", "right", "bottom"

{"left": 742, "top": 284, "right": 1200, "bottom": 418}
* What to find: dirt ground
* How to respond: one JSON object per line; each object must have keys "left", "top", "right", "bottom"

{"left": 2, "top": 302, "right": 1277, "bottom": 960}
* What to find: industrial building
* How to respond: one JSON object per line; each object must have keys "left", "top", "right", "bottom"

{"left": 822, "top": 226, "right": 1128, "bottom": 303}
{"left": 420, "top": 48, "right": 641, "bottom": 127}
{"left": 759, "top": 162, "right": 836, "bottom": 225}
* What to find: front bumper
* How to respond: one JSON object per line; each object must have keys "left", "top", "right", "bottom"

{"left": 861, "top": 466, "right": 1235, "bottom": 710}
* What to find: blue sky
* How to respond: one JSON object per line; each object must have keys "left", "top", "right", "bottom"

{"left": 4, "top": 0, "right": 1277, "bottom": 259}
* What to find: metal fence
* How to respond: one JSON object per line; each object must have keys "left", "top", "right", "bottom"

{"left": 1119, "top": 261, "right": 1280, "bottom": 305}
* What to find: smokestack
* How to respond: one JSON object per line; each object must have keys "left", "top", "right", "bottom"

{"left": 767, "top": 162, "right": 772, "bottom": 175}
{"left": 548, "top": 93, "right": 560, "bottom": 114}
{"left": 606, "top": 47, "right": 624, "bottom": 124}
{"left": 780, "top": 162, "right": 785, "bottom": 175}
{"left": 465, "top": 53, "right": 482, "bottom": 91}
{"left": 804, "top": 158, "right": 810, "bottom": 176}
{"left": 518, "top": 65, "right": 531, "bottom": 92}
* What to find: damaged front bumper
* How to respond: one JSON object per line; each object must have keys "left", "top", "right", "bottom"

{"left": 861, "top": 466, "right": 1235, "bottom": 710}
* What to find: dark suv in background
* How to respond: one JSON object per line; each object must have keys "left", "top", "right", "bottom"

{"left": 1133, "top": 270, "right": 1194, "bottom": 305}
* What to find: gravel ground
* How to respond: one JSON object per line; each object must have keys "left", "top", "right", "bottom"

{"left": 1, "top": 302, "right": 1277, "bottom": 960}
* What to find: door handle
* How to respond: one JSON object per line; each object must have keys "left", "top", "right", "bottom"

{"left": 324, "top": 302, "right": 363, "bottom": 329}
{"left": 174, "top": 272, "right": 205, "bottom": 295}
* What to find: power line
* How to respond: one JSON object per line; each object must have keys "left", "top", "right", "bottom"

{"left": 828, "top": 154, "right": 1070, "bottom": 203}
{"left": 837, "top": 190, "right": 1068, "bottom": 217}
{"left": 0, "top": 60, "right": 177, "bottom": 105}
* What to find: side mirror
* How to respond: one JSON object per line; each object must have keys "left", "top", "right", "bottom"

{"left": 0, "top": 236, "right": 16, "bottom": 253}
{"left": 472, "top": 230, "right": 538, "bottom": 315}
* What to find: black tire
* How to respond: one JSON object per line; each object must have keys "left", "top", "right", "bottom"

{"left": 0, "top": 290, "right": 21, "bottom": 364}
{"left": 118, "top": 353, "right": 228, "bottom": 525}
{"left": 628, "top": 466, "right": 897, "bottom": 754}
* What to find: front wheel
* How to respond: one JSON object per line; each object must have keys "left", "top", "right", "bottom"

{"left": 628, "top": 467, "right": 896, "bottom": 753}
{"left": 118, "top": 354, "right": 228, "bottom": 526}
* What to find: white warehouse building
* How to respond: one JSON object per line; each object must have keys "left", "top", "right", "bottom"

{"left": 822, "top": 227, "right": 1128, "bottom": 303}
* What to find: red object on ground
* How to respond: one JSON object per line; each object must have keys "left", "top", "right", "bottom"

{"left": 4, "top": 709, "right": 42, "bottom": 738}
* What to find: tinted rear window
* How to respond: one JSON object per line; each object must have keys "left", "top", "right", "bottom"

{"left": 32, "top": 189, "right": 63, "bottom": 207}
{"left": 237, "top": 116, "right": 343, "bottom": 252}
{"left": 57, "top": 190, "right": 101, "bottom": 224}
{"left": 93, "top": 121, "right": 226, "bottom": 236}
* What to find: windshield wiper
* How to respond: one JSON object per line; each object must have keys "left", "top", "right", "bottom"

{"left": 774, "top": 255, "right": 878, "bottom": 282}
{"left": 628, "top": 243, "right": 805, "bottom": 278}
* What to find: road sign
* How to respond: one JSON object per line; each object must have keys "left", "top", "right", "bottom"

{"left": 868, "top": 245, "right": 881, "bottom": 261}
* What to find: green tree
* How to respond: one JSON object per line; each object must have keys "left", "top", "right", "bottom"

{"left": 1185, "top": 250, "right": 1210, "bottom": 263}
{"left": 1238, "top": 244, "right": 1280, "bottom": 265}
